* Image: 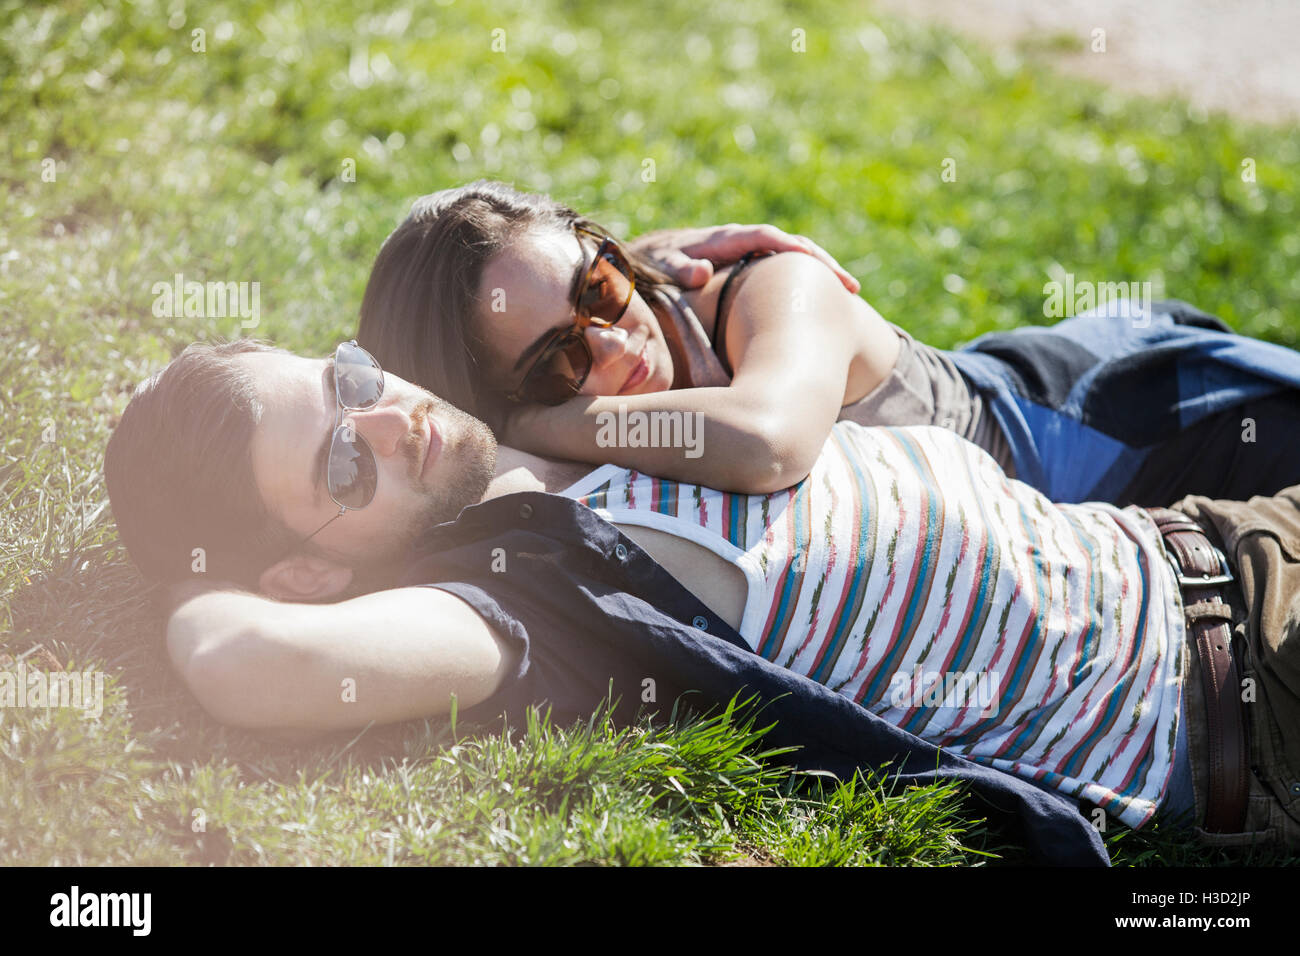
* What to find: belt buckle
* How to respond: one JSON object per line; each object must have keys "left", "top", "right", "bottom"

{"left": 1165, "top": 542, "right": 1234, "bottom": 590}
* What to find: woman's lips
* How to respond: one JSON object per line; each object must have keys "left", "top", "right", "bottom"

{"left": 617, "top": 345, "right": 650, "bottom": 395}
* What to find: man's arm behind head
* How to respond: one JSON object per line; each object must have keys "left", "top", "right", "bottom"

{"left": 166, "top": 585, "right": 517, "bottom": 734}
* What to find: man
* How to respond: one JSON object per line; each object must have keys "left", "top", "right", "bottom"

{"left": 103, "top": 324, "right": 1300, "bottom": 866}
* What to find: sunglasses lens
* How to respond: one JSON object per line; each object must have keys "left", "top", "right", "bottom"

{"left": 578, "top": 243, "right": 634, "bottom": 326}
{"left": 335, "top": 341, "right": 384, "bottom": 408}
{"left": 509, "top": 234, "right": 635, "bottom": 405}
{"left": 527, "top": 335, "right": 591, "bottom": 405}
{"left": 327, "top": 427, "right": 378, "bottom": 509}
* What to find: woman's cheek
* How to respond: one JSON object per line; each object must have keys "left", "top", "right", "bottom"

{"left": 580, "top": 369, "right": 619, "bottom": 397}
{"left": 651, "top": 337, "right": 674, "bottom": 391}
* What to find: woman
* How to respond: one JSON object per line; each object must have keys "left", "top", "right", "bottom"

{"left": 358, "top": 180, "right": 1300, "bottom": 503}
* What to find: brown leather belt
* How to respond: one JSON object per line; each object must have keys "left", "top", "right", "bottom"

{"left": 1147, "top": 507, "right": 1249, "bottom": 833}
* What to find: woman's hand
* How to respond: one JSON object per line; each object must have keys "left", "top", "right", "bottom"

{"left": 628, "top": 224, "right": 860, "bottom": 294}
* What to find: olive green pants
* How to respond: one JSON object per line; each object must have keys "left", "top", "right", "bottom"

{"left": 1172, "top": 485, "right": 1300, "bottom": 848}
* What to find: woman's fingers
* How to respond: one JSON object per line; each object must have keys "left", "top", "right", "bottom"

{"left": 626, "top": 228, "right": 718, "bottom": 287}
{"left": 632, "top": 224, "right": 860, "bottom": 293}
{"left": 700, "top": 226, "right": 860, "bottom": 294}
{"left": 654, "top": 249, "right": 716, "bottom": 288}
{"left": 794, "top": 236, "right": 861, "bottom": 294}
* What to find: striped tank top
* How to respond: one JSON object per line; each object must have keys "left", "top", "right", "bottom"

{"left": 561, "top": 422, "right": 1187, "bottom": 828}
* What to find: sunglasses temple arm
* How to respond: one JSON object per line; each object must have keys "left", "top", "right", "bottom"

{"left": 301, "top": 508, "right": 346, "bottom": 548}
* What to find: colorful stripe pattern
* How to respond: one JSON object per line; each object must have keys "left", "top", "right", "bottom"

{"left": 568, "top": 423, "right": 1186, "bottom": 829}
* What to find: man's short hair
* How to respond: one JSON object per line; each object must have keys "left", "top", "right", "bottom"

{"left": 104, "top": 339, "right": 304, "bottom": 590}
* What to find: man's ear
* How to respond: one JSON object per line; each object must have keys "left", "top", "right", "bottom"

{"left": 258, "top": 554, "right": 354, "bottom": 602}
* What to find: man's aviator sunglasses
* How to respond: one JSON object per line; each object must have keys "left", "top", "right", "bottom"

{"left": 299, "top": 340, "right": 386, "bottom": 546}
{"left": 507, "top": 224, "right": 637, "bottom": 406}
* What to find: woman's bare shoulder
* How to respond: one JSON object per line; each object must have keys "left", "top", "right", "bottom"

{"left": 727, "top": 251, "right": 865, "bottom": 323}
{"left": 716, "top": 251, "right": 900, "bottom": 400}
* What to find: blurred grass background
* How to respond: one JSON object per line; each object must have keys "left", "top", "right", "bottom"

{"left": 2, "top": 0, "right": 1298, "bottom": 865}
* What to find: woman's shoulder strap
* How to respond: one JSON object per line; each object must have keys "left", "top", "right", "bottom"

{"left": 712, "top": 250, "right": 777, "bottom": 376}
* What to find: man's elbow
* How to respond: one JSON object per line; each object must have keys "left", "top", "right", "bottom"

{"left": 179, "top": 626, "right": 295, "bottom": 729}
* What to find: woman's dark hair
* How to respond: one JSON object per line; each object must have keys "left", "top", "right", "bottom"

{"left": 358, "top": 180, "right": 673, "bottom": 432}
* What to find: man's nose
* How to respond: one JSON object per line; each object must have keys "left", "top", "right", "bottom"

{"left": 583, "top": 324, "right": 630, "bottom": 370}
{"left": 344, "top": 402, "right": 413, "bottom": 459}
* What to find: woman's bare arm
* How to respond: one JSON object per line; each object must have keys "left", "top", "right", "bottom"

{"left": 504, "top": 253, "right": 897, "bottom": 494}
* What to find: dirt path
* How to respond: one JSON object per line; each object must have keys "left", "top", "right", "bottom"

{"left": 872, "top": 0, "right": 1300, "bottom": 125}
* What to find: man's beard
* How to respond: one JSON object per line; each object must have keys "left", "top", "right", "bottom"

{"left": 404, "top": 394, "right": 498, "bottom": 532}
{"left": 328, "top": 392, "right": 498, "bottom": 599}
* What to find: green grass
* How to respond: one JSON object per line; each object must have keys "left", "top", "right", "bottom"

{"left": 2, "top": 0, "right": 1298, "bottom": 866}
